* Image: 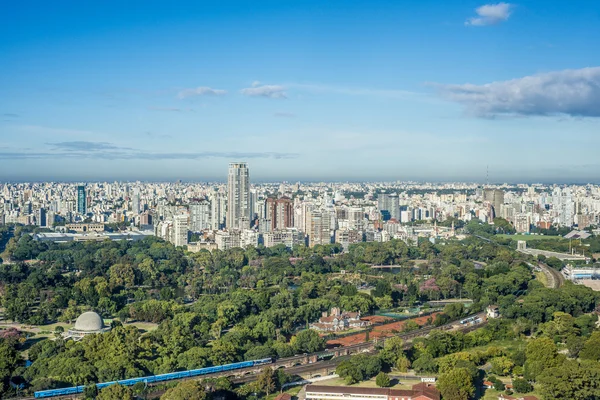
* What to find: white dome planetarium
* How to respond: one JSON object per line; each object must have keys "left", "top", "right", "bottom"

{"left": 67, "top": 311, "right": 111, "bottom": 340}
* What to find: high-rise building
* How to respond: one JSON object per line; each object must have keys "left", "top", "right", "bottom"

{"left": 189, "top": 201, "right": 211, "bottom": 232}
{"left": 173, "top": 213, "right": 189, "bottom": 247}
{"left": 307, "top": 209, "right": 331, "bottom": 247}
{"left": 377, "top": 193, "right": 399, "bottom": 221}
{"left": 132, "top": 188, "right": 141, "bottom": 214}
{"left": 77, "top": 185, "right": 87, "bottom": 215}
{"left": 36, "top": 208, "right": 47, "bottom": 227}
{"left": 265, "top": 197, "right": 294, "bottom": 231}
{"left": 210, "top": 190, "right": 226, "bottom": 230}
{"left": 227, "top": 162, "right": 250, "bottom": 229}
{"left": 348, "top": 207, "right": 365, "bottom": 231}
{"left": 483, "top": 189, "right": 504, "bottom": 219}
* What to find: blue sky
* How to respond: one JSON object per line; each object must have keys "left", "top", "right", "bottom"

{"left": 1, "top": 0, "right": 600, "bottom": 182}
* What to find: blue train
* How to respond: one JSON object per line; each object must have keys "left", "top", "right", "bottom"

{"left": 34, "top": 358, "right": 273, "bottom": 398}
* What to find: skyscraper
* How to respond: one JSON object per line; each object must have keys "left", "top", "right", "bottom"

{"left": 132, "top": 187, "right": 141, "bottom": 214}
{"left": 227, "top": 162, "right": 250, "bottom": 229}
{"left": 77, "top": 185, "right": 87, "bottom": 215}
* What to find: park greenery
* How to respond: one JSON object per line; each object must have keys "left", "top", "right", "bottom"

{"left": 0, "top": 221, "right": 598, "bottom": 399}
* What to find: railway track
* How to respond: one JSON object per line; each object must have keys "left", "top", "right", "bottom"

{"left": 537, "top": 262, "right": 564, "bottom": 288}
{"left": 13, "top": 313, "right": 486, "bottom": 400}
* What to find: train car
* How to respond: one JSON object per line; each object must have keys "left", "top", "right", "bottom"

{"left": 33, "top": 358, "right": 273, "bottom": 398}
{"left": 253, "top": 358, "right": 273, "bottom": 366}
{"left": 222, "top": 360, "right": 253, "bottom": 371}
{"left": 117, "top": 377, "right": 149, "bottom": 387}
{"left": 189, "top": 365, "right": 222, "bottom": 377}
{"left": 153, "top": 371, "right": 190, "bottom": 383}
{"left": 96, "top": 381, "right": 117, "bottom": 390}
{"left": 34, "top": 385, "right": 82, "bottom": 398}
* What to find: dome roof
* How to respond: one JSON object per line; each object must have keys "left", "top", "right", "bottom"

{"left": 74, "top": 311, "right": 105, "bottom": 332}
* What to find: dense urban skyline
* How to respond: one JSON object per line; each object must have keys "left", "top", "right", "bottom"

{"left": 2, "top": 1, "right": 600, "bottom": 182}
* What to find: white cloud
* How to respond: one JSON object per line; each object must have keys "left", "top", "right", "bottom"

{"left": 15, "top": 125, "right": 94, "bottom": 136}
{"left": 240, "top": 84, "right": 287, "bottom": 99}
{"left": 435, "top": 66, "right": 600, "bottom": 117}
{"left": 466, "top": 3, "right": 513, "bottom": 26}
{"left": 177, "top": 86, "right": 227, "bottom": 99}
{"left": 273, "top": 112, "right": 296, "bottom": 118}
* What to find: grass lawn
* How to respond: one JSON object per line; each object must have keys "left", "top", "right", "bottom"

{"left": 534, "top": 271, "right": 549, "bottom": 287}
{"left": 496, "top": 234, "right": 562, "bottom": 241}
{"left": 124, "top": 321, "right": 159, "bottom": 332}
{"left": 318, "top": 377, "right": 414, "bottom": 390}
{"left": 465, "top": 339, "right": 527, "bottom": 356}
{"left": 481, "top": 387, "right": 542, "bottom": 400}
{"left": 266, "top": 386, "right": 302, "bottom": 400}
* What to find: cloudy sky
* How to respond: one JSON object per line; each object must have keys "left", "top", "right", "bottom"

{"left": 1, "top": 0, "right": 600, "bottom": 183}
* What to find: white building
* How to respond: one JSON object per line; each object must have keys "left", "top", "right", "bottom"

{"left": 173, "top": 213, "right": 189, "bottom": 247}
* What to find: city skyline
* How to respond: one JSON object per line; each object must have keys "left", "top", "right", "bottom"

{"left": 2, "top": 0, "right": 600, "bottom": 182}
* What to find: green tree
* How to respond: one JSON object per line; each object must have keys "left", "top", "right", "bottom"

{"left": 0, "top": 340, "right": 20, "bottom": 395}
{"left": 161, "top": 380, "right": 207, "bottom": 400}
{"left": 336, "top": 360, "right": 363, "bottom": 384}
{"left": 512, "top": 378, "right": 533, "bottom": 394}
{"left": 83, "top": 383, "right": 98, "bottom": 399}
{"left": 538, "top": 360, "right": 600, "bottom": 400}
{"left": 256, "top": 367, "right": 276, "bottom": 396}
{"left": 566, "top": 335, "right": 586, "bottom": 359}
{"left": 490, "top": 357, "right": 514, "bottom": 376}
{"left": 437, "top": 368, "right": 475, "bottom": 400}
{"left": 291, "top": 329, "right": 325, "bottom": 353}
{"left": 580, "top": 331, "right": 600, "bottom": 361}
{"left": 375, "top": 372, "right": 391, "bottom": 388}
{"left": 395, "top": 355, "right": 411, "bottom": 373}
{"left": 97, "top": 384, "right": 134, "bottom": 400}
{"left": 379, "top": 336, "right": 404, "bottom": 365}
{"left": 524, "top": 337, "right": 560, "bottom": 381}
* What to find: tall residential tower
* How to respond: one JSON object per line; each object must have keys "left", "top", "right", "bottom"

{"left": 77, "top": 185, "right": 87, "bottom": 215}
{"left": 226, "top": 162, "right": 250, "bottom": 229}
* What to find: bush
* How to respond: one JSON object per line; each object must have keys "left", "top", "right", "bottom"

{"left": 375, "top": 372, "right": 391, "bottom": 388}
